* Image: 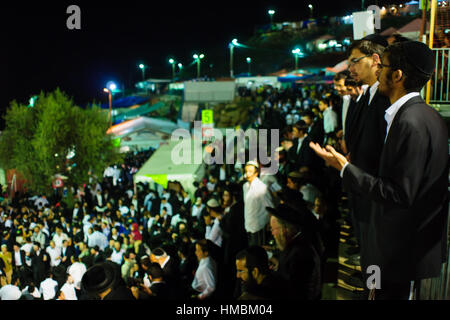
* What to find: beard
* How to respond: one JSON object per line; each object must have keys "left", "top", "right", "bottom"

{"left": 274, "top": 234, "right": 287, "bottom": 251}
{"left": 242, "top": 274, "right": 259, "bottom": 295}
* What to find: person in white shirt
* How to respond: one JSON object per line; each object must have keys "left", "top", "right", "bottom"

{"left": 52, "top": 226, "right": 69, "bottom": 249}
{"left": 22, "top": 284, "right": 41, "bottom": 299}
{"left": 39, "top": 272, "right": 59, "bottom": 300}
{"left": 88, "top": 225, "right": 108, "bottom": 251}
{"left": 143, "top": 190, "right": 156, "bottom": 212}
{"left": 60, "top": 274, "right": 77, "bottom": 300}
{"left": 118, "top": 199, "right": 130, "bottom": 217}
{"left": 46, "top": 240, "right": 61, "bottom": 268}
{"left": 204, "top": 198, "right": 223, "bottom": 248}
{"left": 242, "top": 161, "right": 274, "bottom": 246}
{"left": 0, "top": 276, "right": 22, "bottom": 300}
{"left": 110, "top": 241, "right": 124, "bottom": 265}
{"left": 159, "top": 198, "right": 173, "bottom": 217}
{"left": 191, "top": 198, "right": 205, "bottom": 221}
{"left": 318, "top": 97, "right": 338, "bottom": 136}
{"left": 67, "top": 260, "right": 87, "bottom": 290}
{"left": 191, "top": 240, "right": 217, "bottom": 300}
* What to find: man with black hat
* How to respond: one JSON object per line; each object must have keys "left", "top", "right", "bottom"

{"left": 81, "top": 261, "right": 135, "bottom": 300}
{"left": 310, "top": 41, "right": 448, "bottom": 300}
{"left": 267, "top": 203, "right": 322, "bottom": 300}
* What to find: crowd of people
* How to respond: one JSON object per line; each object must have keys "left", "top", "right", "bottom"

{"left": 0, "top": 35, "right": 447, "bottom": 301}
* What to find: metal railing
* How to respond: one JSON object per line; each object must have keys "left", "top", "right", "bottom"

{"left": 430, "top": 48, "right": 450, "bottom": 104}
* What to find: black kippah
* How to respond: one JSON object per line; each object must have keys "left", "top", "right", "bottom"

{"left": 362, "top": 34, "right": 388, "bottom": 47}
{"left": 399, "top": 41, "right": 435, "bottom": 77}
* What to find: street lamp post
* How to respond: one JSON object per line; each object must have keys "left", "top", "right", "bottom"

{"left": 139, "top": 64, "right": 146, "bottom": 81}
{"left": 246, "top": 57, "right": 252, "bottom": 76}
{"left": 104, "top": 82, "right": 117, "bottom": 128}
{"left": 229, "top": 39, "right": 238, "bottom": 78}
{"left": 308, "top": 4, "right": 313, "bottom": 19}
{"left": 292, "top": 48, "right": 301, "bottom": 72}
{"left": 268, "top": 10, "right": 275, "bottom": 29}
{"left": 169, "top": 59, "right": 176, "bottom": 80}
{"left": 193, "top": 54, "right": 205, "bottom": 80}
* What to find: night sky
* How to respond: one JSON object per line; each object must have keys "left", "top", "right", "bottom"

{"left": 3, "top": 0, "right": 399, "bottom": 120}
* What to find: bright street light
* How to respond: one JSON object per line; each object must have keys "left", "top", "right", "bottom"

{"left": 108, "top": 82, "right": 117, "bottom": 92}
{"left": 193, "top": 53, "right": 205, "bottom": 79}
{"left": 138, "top": 64, "right": 147, "bottom": 81}
{"left": 169, "top": 59, "right": 176, "bottom": 80}
{"left": 246, "top": 57, "right": 252, "bottom": 75}
{"left": 268, "top": 10, "right": 275, "bottom": 28}
{"left": 292, "top": 48, "right": 303, "bottom": 71}
{"left": 308, "top": 4, "right": 313, "bottom": 18}
{"left": 229, "top": 39, "right": 239, "bottom": 78}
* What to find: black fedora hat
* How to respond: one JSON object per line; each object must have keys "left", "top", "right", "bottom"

{"left": 267, "top": 202, "right": 318, "bottom": 230}
{"left": 81, "top": 261, "right": 120, "bottom": 294}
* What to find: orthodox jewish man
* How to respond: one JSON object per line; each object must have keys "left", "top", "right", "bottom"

{"left": 310, "top": 41, "right": 448, "bottom": 300}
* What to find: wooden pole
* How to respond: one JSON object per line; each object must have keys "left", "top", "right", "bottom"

{"left": 425, "top": 0, "right": 437, "bottom": 105}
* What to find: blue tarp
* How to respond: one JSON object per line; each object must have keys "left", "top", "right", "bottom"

{"left": 277, "top": 74, "right": 315, "bottom": 83}
{"left": 101, "top": 96, "right": 149, "bottom": 109}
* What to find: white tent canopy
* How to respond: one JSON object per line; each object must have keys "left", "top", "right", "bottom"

{"left": 108, "top": 116, "right": 180, "bottom": 152}
{"left": 134, "top": 140, "right": 205, "bottom": 197}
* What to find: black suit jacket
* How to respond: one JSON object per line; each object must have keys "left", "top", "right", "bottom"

{"left": 61, "top": 246, "right": 75, "bottom": 267}
{"left": 344, "top": 88, "right": 390, "bottom": 228}
{"left": 277, "top": 233, "right": 322, "bottom": 300}
{"left": 12, "top": 249, "right": 27, "bottom": 268}
{"left": 343, "top": 96, "right": 449, "bottom": 282}
{"left": 307, "top": 119, "right": 325, "bottom": 144}
{"left": 288, "top": 136, "right": 323, "bottom": 172}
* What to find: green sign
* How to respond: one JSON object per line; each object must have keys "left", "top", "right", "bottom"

{"left": 145, "top": 174, "right": 168, "bottom": 189}
{"left": 201, "top": 110, "right": 213, "bottom": 124}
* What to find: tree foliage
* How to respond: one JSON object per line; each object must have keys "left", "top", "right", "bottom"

{"left": 0, "top": 89, "right": 123, "bottom": 195}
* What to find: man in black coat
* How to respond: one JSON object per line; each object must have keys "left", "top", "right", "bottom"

{"left": 343, "top": 35, "right": 391, "bottom": 277}
{"left": 235, "top": 245, "right": 287, "bottom": 300}
{"left": 287, "top": 121, "right": 322, "bottom": 173}
{"left": 310, "top": 41, "right": 448, "bottom": 300}
{"left": 30, "top": 242, "right": 50, "bottom": 285}
{"left": 81, "top": 261, "right": 135, "bottom": 300}
{"left": 267, "top": 204, "right": 322, "bottom": 300}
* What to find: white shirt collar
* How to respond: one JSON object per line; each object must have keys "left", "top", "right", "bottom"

{"left": 368, "top": 81, "right": 379, "bottom": 105}
{"left": 384, "top": 92, "right": 420, "bottom": 142}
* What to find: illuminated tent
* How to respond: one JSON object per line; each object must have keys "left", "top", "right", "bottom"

{"left": 107, "top": 116, "right": 180, "bottom": 152}
{"left": 134, "top": 140, "right": 205, "bottom": 196}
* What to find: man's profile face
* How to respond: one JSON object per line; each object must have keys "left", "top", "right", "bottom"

{"left": 377, "top": 54, "right": 393, "bottom": 97}
{"left": 333, "top": 79, "right": 347, "bottom": 96}
{"left": 270, "top": 216, "right": 286, "bottom": 251}
{"left": 236, "top": 258, "right": 249, "bottom": 283}
{"left": 348, "top": 48, "right": 374, "bottom": 84}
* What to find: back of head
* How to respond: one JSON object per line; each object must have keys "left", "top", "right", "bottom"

{"left": 148, "top": 262, "right": 164, "bottom": 279}
{"left": 383, "top": 41, "right": 435, "bottom": 93}
{"left": 333, "top": 70, "right": 350, "bottom": 82}
{"left": 348, "top": 38, "right": 386, "bottom": 58}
